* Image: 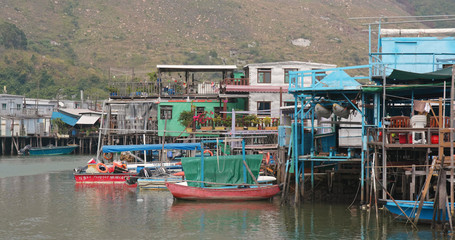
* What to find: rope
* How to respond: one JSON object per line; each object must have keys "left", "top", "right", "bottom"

{"left": 347, "top": 181, "right": 361, "bottom": 210}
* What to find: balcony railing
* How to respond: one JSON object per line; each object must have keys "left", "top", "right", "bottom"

{"left": 222, "top": 78, "right": 249, "bottom": 86}
{"left": 109, "top": 81, "right": 222, "bottom": 98}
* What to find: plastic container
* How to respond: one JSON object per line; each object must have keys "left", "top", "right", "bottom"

{"left": 399, "top": 134, "right": 407, "bottom": 144}
{"left": 431, "top": 134, "right": 439, "bottom": 144}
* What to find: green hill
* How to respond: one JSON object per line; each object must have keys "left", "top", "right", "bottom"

{"left": 0, "top": 0, "right": 453, "bottom": 99}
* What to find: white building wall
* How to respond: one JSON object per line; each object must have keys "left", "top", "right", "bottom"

{"left": 245, "top": 61, "right": 336, "bottom": 118}
{"left": 249, "top": 92, "right": 294, "bottom": 118}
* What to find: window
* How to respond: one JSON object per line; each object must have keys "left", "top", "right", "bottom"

{"left": 2, "top": 104, "right": 6, "bottom": 110}
{"left": 214, "top": 107, "right": 221, "bottom": 116}
{"left": 16, "top": 104, "right": 21, "bottom": 110}
{"left": 257, "top": 101, "right": 271, "bottom": 116}
{"left": 257, "top": 69, "right": 271, "bottom": 83}
{"left": 196, "top": 107, "right": 205, "bottom": 115}
{"left": 160, "top": 105, "right": 173, "bottom": 119}
{"left": 284, "top": 101, "right": 294, "bottom": 107}
{"left": 284, "top": 68, "right": 298, "bottom": 83}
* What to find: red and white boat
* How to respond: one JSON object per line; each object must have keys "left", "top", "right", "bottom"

{"left": 73, "top": 158, "right": 137, "bottom": 185}
{"left": 74, "top": 172, "right": 137, "bottom": 184}
{"left": 166, "top": 182, "right": 281, "bottom": 201}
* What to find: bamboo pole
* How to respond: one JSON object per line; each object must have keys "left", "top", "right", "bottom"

{"left": 414, "top": 157, "right": 437, "bottom": 225}
{"left": 375, "top": 174, "right": 419, "bottom": 230}
{"left": 451, "top": 65, "right": 455, "bottom": 216}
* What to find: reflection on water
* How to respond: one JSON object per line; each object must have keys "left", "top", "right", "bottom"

{"left": 167, "top": 201, "right": 282, "bottom": 238}
{"left": 0, "top": 157, "right": 451, "bottom": 239}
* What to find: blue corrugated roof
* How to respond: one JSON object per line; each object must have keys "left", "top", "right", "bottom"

{"left": 314, "top": 71, "right": 361, "bottom": 90}
{"left": 51, "top": 112, "right": 78, "bottom": 126}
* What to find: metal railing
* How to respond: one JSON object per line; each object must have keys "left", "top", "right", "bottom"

{"left": 109, "top": 81, "right": 222, "bottom": 98}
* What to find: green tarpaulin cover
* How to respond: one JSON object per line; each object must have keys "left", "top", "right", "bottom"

{"left": 387, "top": 67, "right": 452, "bottom": 83}
{"left": 181, "top": 154, "right": 262, "bottom": 187}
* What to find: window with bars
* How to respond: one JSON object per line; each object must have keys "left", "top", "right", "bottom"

{"left": 257, "top": 101, "right": 271, "bottom": 116}
{"left": 160, "top": 105, "right": 173, "bottom": 119}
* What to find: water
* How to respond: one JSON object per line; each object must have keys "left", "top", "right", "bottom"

{"left": 0, "top": 155, "right": 448, "bottom": 239}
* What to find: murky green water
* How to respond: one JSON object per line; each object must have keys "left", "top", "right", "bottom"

{"left": 0, "top": 155, "right": 448, "bottom": 239}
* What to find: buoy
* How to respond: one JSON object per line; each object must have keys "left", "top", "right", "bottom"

{"left": 96, "top": 163, "right": 108, "bottom": 173}
{"left": 173, "top": 171, "right": 185, "bottom": 176}
{"left": 103, "top": 152, "right": 113, "bottom": 160}
{"left": 203, "top": 150, "right": 213, "bottom": 156}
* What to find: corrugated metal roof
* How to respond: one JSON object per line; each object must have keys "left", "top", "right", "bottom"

{"left": 157, "top": 65, "right": 237, "bottom": 72}
{"left": 225, "top": 85, "right": 288, "bottom": 93}
{"left": 76, "top": 115, "right": 100, "bottom": 125}
{"left": 58, "top": 108, "right": 100, "bottom": 117}
{"left": 244, "top": 61, "right": 336, "bottom": 68}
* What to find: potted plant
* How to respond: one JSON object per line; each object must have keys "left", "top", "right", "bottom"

{"left": 245, "top": 114, "right": 258, "bottom": 131}
{"left": 178, "top": 110, "right": 194, "bottom": 132}
{"left": 222, "top": 116, "right": 232, "bottom": 131}
{"left": 196, "top": 111, "right": 213, "bottom": 131}
{"left": 213, "top": 114, "right": 225, "bottom": 131}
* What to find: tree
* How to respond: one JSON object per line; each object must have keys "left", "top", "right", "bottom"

{"left": 0, "top": 22, "right": 27, "bottom": 50}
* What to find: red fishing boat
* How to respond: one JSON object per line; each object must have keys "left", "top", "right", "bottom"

{"left": 167, "top": 139, "right": 281, "bottom": 201}
{"left": 166, "top": 182, "right": 280, "bottom": 201}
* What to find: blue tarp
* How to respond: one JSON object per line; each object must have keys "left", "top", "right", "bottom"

{"left": 102, "top": 143, "right": 202, "bottom": 153}
{"left": 51, "top": 112, "right": 78, "bottom": 126}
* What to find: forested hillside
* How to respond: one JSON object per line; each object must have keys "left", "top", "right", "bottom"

{"left": 0, "top": 0, "right": 453, "bottom": 99}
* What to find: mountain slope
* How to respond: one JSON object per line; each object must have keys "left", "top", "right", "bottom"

{"left": 0, "top": 0, "right": 449, "bottom": 98}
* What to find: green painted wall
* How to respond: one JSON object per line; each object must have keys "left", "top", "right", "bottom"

{"left": 158, "top": 99, "right": 246, "bottom": 137}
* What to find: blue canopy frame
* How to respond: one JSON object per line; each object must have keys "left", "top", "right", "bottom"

{"left": 102, "top": 143, "right": 201, "bottom": 153}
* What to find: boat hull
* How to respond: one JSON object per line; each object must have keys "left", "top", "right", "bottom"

{"left": 29, "top": 145, "right": 78, "bottom": 155}
{"left": 137, "top": 177, "right": 183, "bottom": 189}
{"left": 384, "top": 200, "right": 451, "bottom": 223}
{"left": 74, "top": 173, "right": 137, "bottom": 184}
{"left": 166, "top": 182, "right": 281, "bottom": 201}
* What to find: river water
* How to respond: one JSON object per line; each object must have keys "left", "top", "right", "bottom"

{"left": 0, "top": 155, "right": 448, "bottom": 239}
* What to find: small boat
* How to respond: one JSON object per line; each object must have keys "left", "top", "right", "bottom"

{"left": 137, "top": 177, "right": 183, "bottom": 189}
{"left": 74, "top": 172, "right": 137, "bottom": 184}
{"left": 384, "top": 200, "right": 452, "bottom": 223}
{"left": 166, "top": 182, "right": 281, "bottom": 201}
{"left": 167, "top": 139, "right": 281, "bottom": 201}
{"left": 74, "top": 159, "right": 137, "bottom": 185}
{"left": 73, "top": 142, "right": 201, "bottom": 186}
{"left": 25, "top": 144, "right": 78, "bottom": 155}
{"left": 332, "top": 103, "right": 350, "bottom": 119}
{"left": 315, "top": 103, "right": 332, "bottom": 118}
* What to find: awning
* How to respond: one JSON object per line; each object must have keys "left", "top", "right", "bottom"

{"left": 51, "top": 112, "right": 78, "bottom": 126}
{"left": 102, "top": 143, "right": 202, "bottom": 153}
{"left": 76, "top": 115, "right": 100, "bottom": 125}
{"left": 373, "top": 67, "right": 453, "bottom": 84}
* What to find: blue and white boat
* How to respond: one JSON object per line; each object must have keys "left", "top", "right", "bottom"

{"left": 384, "top": 199, "right": 452, "bottom": 223}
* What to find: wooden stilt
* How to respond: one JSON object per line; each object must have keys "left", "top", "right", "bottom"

{"left": 89, "top": 137, "right": 92, "bottom": 154}
{"left": 10, "top": 137, "right": 13, "bottom": 155}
